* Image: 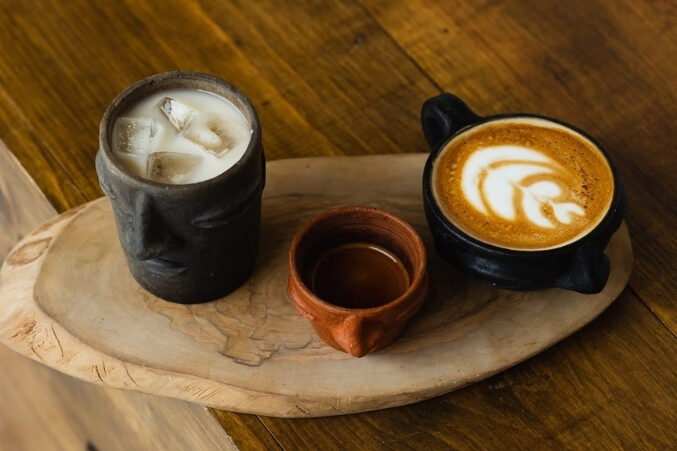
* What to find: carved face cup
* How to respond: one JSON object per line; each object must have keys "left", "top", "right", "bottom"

{"left": 96, "top": 72, "right": 264, "bottom": 303}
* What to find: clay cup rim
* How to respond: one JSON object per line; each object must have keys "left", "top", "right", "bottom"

{"left": 288, "top": 206, "right": 428, "bottom": 315}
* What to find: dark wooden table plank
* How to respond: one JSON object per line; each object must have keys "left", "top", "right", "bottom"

{"left": 0, "top": 0, "right": 674, "bottom": 449}
{"left": 362, "top": 0, "right": 677, "bottom": 334}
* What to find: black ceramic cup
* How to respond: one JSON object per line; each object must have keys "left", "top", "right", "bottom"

{"left": 96, "top": 71, "right": 265, "bottom": 303}
{"left": 421, "top": 93, "right": 627, "bottom": 293}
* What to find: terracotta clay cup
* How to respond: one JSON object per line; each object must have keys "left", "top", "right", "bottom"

{"left": 287, "top": 206, "right": 429, "bottom": 357}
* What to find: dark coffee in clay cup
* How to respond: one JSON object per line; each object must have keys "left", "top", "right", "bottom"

{"left": 96, "top": 71, "right": 265, "bottom": 303}
{"left": 421, "top": 93, "right": 627, "bottom": 293}
{"left": 288, "top": 206, "right": 429, "bottom": 357}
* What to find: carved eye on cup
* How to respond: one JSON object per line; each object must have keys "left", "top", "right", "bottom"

{"left": 191, "top": 181, "right": 263, "bottom": 229}
{"left": 191, "top": 206, "right": 247, "bottom": 229}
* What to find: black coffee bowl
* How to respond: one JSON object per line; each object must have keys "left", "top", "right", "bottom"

{"left": 421, "top": 93, "right": 627, "bottom": 294}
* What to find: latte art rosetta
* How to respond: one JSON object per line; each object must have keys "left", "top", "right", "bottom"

{"left": 461, "top": 146, "right": 585, "bottom": 228}
{"left": 432, "top": 118, "right": 615, "bottom": 250}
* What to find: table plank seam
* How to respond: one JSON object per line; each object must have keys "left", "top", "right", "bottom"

{"left": 257, "top": 416, "right": 286, "bottom": 451}
{"left": 0, "top": 141, "right": 55, "bottom": 218}
{"left": 0, "top": 88, "right": 90, "bottom": 212}
{"left": 356, "top": 0, "right": 444, "bottom": 93}
{"left": 628, "top": 285, "right": 677, "bottom": 340}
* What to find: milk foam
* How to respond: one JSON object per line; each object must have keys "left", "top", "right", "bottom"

{"left": 462, "top": 145, "right": 585, "bottom": 228}
{"left": 432, "top": 117, "right": 615, "bottom": 251}
{"left": 113, "top": 89, "right": 252, "bottom": 184}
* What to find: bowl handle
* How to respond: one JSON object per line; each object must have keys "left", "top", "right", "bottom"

{"left": 421, "top": 93, "right": 481, "bottom": 151}
{"left": 554, "top": 243, "right": 610, "bottom": 294}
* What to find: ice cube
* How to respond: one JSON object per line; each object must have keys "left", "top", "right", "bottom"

{"left": 115, "top": 117, "right": 155, "bottom": 154}
{"left": 147, "top": 152, "right": 201, "bottom": 184}
{"left": 181, "top": 118, "right": 237, "bottom": 158}
{"left": 160, "top": 98, "right": 195, "bottom": 131}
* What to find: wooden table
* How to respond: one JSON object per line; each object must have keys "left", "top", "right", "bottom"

{"left": 0, "top": 1, "right": 674, "bottom": 449}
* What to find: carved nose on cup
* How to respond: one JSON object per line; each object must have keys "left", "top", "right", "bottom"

{"left": 127, "top": 192, "right": 178, "bottom": 260}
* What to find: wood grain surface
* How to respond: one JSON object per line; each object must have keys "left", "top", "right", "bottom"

{"left": 0, "top": 0, "right": 674, "bottom": 448}
{"left": 0, "top": 155, "right": 633, "bottom": 417}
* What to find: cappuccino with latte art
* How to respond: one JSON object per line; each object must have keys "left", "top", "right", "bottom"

{"left": 422, "top": 93, "right": 626, "bottom": 292}
{"left": 432, "top": 117, "right": 614, "bottom": 250}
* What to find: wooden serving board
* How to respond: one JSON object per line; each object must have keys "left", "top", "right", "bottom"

{"left": 0, "top": 154, "right": 633, "bottom": 418}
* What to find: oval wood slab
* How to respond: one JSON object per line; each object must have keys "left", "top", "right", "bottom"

{"left": 0, "top": 154, "right": 633, "bottom": 418}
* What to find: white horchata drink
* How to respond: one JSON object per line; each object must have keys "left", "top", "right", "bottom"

{"left": 112, "top": 88, "right": 253, "bottom": 184}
